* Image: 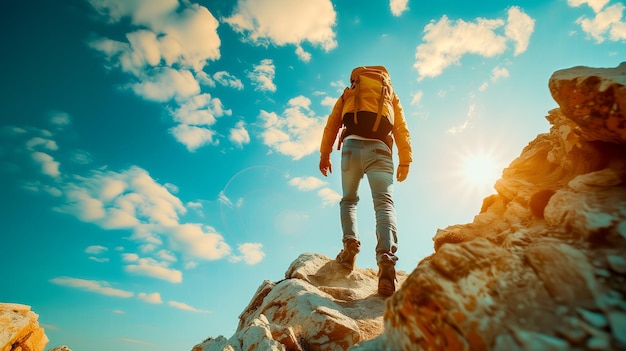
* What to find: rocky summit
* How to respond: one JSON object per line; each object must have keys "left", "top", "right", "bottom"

{"left": 192, "top": 62, "right": 626, "bottom": 351}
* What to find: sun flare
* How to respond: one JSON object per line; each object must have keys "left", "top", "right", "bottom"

{"left": 462, "top": 153, "right": 501, "bottom": 188}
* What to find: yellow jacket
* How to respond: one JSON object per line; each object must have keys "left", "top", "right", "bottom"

{"left": 319, "top": 89, "right": 412, "bottom": 165}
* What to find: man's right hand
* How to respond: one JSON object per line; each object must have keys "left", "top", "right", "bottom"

{"left": 319, "top": 157, "right": 332, "bottom": 177}
{"left": 396, "top": 164, "right": 409, "bottom": 182}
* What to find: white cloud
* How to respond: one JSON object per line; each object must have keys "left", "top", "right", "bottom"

{"left": 168, "top": 223, "right": 231, "bottom": 261}
{"left": 229, "top": 121, "right": 251, "bottom": 148}
{"left": 491, "top": 66, "right": 510, "bottom": 81}
{"left": 56, "top": 166, "right": 185, "bottom": 232}
{"left": 138, "top": 292, "right": 163, "bottom": 304}
{"left": 414, "top": 7, "right": 535, "bottom": 79}
{"left": 60, "top": 189, "right": 105, "bottom": 222}
{"left": 26, "top": 137, "right": 58, "bottom": 151}
{"left": 86, "top": 1, "right": 242, "bottom": 149}
{"left": 88, "top": 0, "right": 178, "bottom": 25}
{"left": 164, "top": 183, "right": 179, "bottom": 195}
{"left": 410, "top": 90, "right": 424, "bottom": 106}
{"left": 321, "top": 96, "right": 336, "bottom": 107}
{"left": 32, "top": 152, "right": 60, "bottom": 178}
{"left": 50, "top": 277, "right": 133, "bottom": 298}
{"left": 289, "top": 176, "right": 326, "bottom": 191}
{"left": 71, "top": 150, "right": 93, "bottom": 165}
{"left": 100, "top": 178, "right": 126, "bottom": 202}
{"left": 213, "top": 71, "right": 244, "bottom": 90}
{"left": 573, "top": 2, "right": 626, "bottom": 42}
{"left": 218, "top": 191, "right": 234, "bottom": 208}
{"left": 447, "top": 104, "right": 476, "bottom": 135}
{"left": 22, "top": 182, "right": 62, "bottom": 197}
{"left": 330, "top": 80, "right": 346, "bottom": 93}
{"left": 230, "top": 243, "right": 265, "bottom": 265}
{"left": 140, "top": 243, "right": 157, "bottom": 253}
{"left": 129, "top": 67, "right": 200, "bottom": 103}
{"left": 258, "top": 95, "right": 326, "bottom": 160}
{"left": 122, "top": 253, "right": 140, "bottom": 262}
{"left": 611, "top": 19, "right": 626, "bottom": 41}
{"left": 85, "top": 245, "right": 108, "bottom": 254}
{"left": 14, "top": 123, "right": 246, "bottom": 286}
{"left": 124, "top": 257, "right": 183, "bottom": 283}
{"left": 169, "top": 124, "right": 218, "bottom": 152}
{"left": 568, "top": 0, "right": 611, "bottom": 13}
{"left": 505, "top": 6, "right": 535, "bottom": 55}
{"left": 447, "top": 120, "right": 470, "bottom": 135}
{"left": 480, "top": 65, "right": 511, "bottom": 91}
{"left": 187, "top": 201, "right": 202, "bottom": 209}
{"left": 390, "top": 0, "right": 409, "bottom": 16}
{"left": 157, "top": 249, "right": 177, "bottom": 262}
{"left": 171, "top": 93, "right": 232, "bottom": 126}
{"left": 317, "top": 187, "right": 340, "bottom": 207}
{"left": 295, "top": 45, "right": 312, "bottom": 62}
{"left": 248, "top": 59, "right": 277, "bottom": 92}
{"left": 168, "top": 300, "right": 210, "bottom": 313}
{"left": 88, "top": 1, "right": 220, "bottom": 72}
{"left": 225, "top": 0, "right": 337, "bottom": 60}
{"left": 196, "top": 71, "right": 215, "bottom": 87}
{"left": 49, "top": 111, "right": 72, "bottom": 129}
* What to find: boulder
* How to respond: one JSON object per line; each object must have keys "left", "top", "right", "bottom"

{"left": 192, "top": 253, "right": 408, "bottom": 351}
{"left": 0, "top": 303, "right": 48, "bottom": 351}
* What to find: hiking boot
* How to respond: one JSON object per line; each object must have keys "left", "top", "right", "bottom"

{"left": 336, "top": 239, "right": 360, "bottom": 270}
{"left": 377, "top": 255, "right": 396, "bottom": 297}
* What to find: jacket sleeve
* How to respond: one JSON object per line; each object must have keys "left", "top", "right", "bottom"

{"left": 391, "top": 94, "right": 412, "bottom": 165}
{"left": 320, "top": 95, "right": 344, "bottom": 157}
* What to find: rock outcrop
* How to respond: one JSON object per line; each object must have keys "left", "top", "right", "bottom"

{"left": 0, "top": 303, "right": 49, "bottom": 351}
{"left": 193, "top": 253, "right": 409, "bottom": 351}
{"left": 194, "top": 62, "right": 626, "bottom": 351}
{"left": 47, "top": 346, "right": 72, "bottom": 351}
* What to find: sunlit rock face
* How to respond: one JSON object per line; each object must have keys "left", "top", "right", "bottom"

{"left": 193, "top": 63, "right": 625, "bottom": 351}
{"left": 192, "top": 253, "right": 408, "bottom": 351}
{"left": 0, "top": 303, "right": 49, "bottom": 351}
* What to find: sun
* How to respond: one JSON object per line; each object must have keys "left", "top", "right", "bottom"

{"left": 462, "top": 153, "right": 501, "bottom": 188}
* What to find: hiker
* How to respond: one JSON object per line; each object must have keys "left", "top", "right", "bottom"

{"left": 318, "top": 66, "right": 412, "bottom": 297}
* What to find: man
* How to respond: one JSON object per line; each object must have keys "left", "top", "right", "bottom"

{"left": 318, "top": 66, "right": 412, "bottom": 297}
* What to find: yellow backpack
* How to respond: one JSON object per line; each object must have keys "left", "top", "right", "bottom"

{"left": 341, "top": 66, "right": 395, "bottom": 133}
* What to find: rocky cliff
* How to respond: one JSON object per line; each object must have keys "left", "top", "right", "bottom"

{"left": 0, "top": 303, "right": 49, "bottom": 351}
{"left": 193, "top": 62, "right": 626, "bottom": 351}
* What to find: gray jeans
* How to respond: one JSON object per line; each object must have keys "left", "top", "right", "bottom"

{"left": 340, "top": 138, "right": 398, "bottom": 263}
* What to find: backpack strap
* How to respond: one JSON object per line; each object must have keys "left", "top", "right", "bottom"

{"left": 353, "top": 77, "right": 360, "bottom": 125}
{"left": 372, "top": 76, "right": 389, "bottom": 132}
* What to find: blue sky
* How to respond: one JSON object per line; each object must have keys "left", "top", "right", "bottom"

{"left": 0, "top": 0, "right": 624, "bottom": 350}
